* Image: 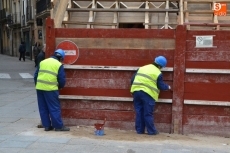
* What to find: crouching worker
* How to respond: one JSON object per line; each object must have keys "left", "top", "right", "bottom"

{"left": 130, "top": 56, "right": 172, "bottom": 135}
{"left": 34, "top": 49, "right": 70, "bottom": 131}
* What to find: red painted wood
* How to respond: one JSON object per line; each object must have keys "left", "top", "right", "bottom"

{"left": 183, "top": 105, "right": 230, "bottom": 116}
{"left": 72, "top": 49, "right": 175, "bottom": 66}
{"left": 185, "top": 82, "right": 230, "bottom": 93}
{"left": 61, "top": 100, "right": 172, "bottom": 113}
{"left": 184, "top": 93, "right": 229, "bottom": 101}
{"left": 183, "top": 125, "right": 230, "bottom": 137}
{"left": 55, "top": 28, "right": 175, "bottom": 38}
{"left": 45, "top": 18, "right": 230, "bottom": 136}
{"left": 65, "top": 70, "right": 173, "bottom": 81}
{"left": 45, "top": 17, "right": 55, "bottom": 58}
{"left": 186, "top": 51, "right": 230, "bottom": 61}
{"left": 183, "top": 115, "right": 230, "bottom": 126}
{"left": 186, "top": 41, "right": 230, "bottom": 51}
{"left": 171, "top": 25, "right": 187, "bottom": 134}
{"left": 63, "top": 118, "right": 171, "bottom": 133}
{"left": 61, "top": 109, "right": 171, "bottom": 123}
{"left": 186, "top": 61, "right": 230, "bottom": 69}
{"left": 60, "top": 88, "right": 173, "bottom": 99}
{"left": 184, "top": 82, "right": 230, "bottom": 101}
{"left": 185, "top": 74, "right": 230, "bottom": 83}
{"left": 186, "top": 31, "right": 230, "bottom": 40}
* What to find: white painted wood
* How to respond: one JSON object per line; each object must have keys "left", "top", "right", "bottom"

{"left": 19, "top": 73, "right": 33, "bottom": 79}
{"left": 63, "top": 65, "right": 174, "bottom": 72}
{"left": 59, "top": 95, "right": 172, "bottom": 103}
{"left": 0, "top": 73, "right": 11, "bottom": 79}
{"left": 186, "top": 68, "right": 230, "bottom": 74}
{"left": 184, "top": 100, "right": 230, "bottom": 106}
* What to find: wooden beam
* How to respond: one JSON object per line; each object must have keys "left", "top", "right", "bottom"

{"left": 184, "top": 22, "right": 230, "bottom": 27}
{"left": 186, "top": 68, "right": 230, "bottom": 74}
{"left": 184, "top": 100, "right": 230, "bottom": 106}
{"left": 184, "top": 0, "right": 230, "bottom": 2}
{"left": 62, "top": 21, "right": 117, "bottom": 26}
{"left": 63, "top": 65, "right": 174, "bottom": 72}
{"left": 67, "top": 8, "right": 179, "bottom": 13}
{"left": 59, "top": 95, "right": 173, "bottom": 103}
{"left": 52, "top": 0, "right": 69, "bottom": 28}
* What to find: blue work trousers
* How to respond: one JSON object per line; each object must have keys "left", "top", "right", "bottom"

{"left": 133, "top": 90, "right": 158, "bottom": 135}
{"left": 36, "top": 90, "right": 64, "bottom": 129}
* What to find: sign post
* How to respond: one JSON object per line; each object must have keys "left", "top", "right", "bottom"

{"left": 56, "top": 40, "right": 79, "bottom": 65}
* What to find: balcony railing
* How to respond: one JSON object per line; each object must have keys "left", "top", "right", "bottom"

{"left": 7, "top": 13, "right": 21, "bottom": 26}
{"left": 26, "top": 5, "right": 34, "bottom": 22}
{"left": 36, "top": 0, "right": 51, "bottom": 14}
{"left": 0, "top": 9, "right": 7, "bottom": 22}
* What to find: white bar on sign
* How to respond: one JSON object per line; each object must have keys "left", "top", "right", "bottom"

{"left": 19, "top": 73, "right": 33, "bottom": 79}
{"left": 0, "top": 73, "right": 11, "bottom": 79}
{"left": 64, "top": 50, "right": 76, "bottom": 55}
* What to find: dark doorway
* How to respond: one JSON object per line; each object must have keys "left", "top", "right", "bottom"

{"left": 119, "top": 23, "right": 144, "bottom": 29}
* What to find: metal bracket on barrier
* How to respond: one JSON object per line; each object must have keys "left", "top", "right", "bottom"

{"left": 184, "top": 100, "right": 230, "bottom": 106}
{"left": 186, "top": 68, "right": 230, "bottom": 74}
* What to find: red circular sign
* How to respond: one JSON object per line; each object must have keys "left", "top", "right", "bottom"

{"left": 56, "top": 40, "right": 79, "bottom": 65}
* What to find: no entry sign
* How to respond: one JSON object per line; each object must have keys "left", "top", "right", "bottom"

{"left": 56, "top": 40, "right": 79, "bottom": 65}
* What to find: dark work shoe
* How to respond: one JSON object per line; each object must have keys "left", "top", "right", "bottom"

{"left": 37, "top": 124, "right": 44, "bottom": 128}
{"left": 55, "top": 126, "right": 70, "bottom": 131}
{"left": 148, "top": 130, "right": 159, "bottom": 135}
{"left": 44, "top": 127, "right": 54, "bottom": 131}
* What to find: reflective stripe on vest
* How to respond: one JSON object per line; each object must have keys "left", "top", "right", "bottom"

{"left": 130, "top": 64, "right": 161, "bottom": 101}
{"left": 36, "top": 58, "right": 61, "bottom": 91}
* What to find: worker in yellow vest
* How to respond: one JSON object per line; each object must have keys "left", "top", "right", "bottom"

{"left": 130, "top": 56, "right": 172, "bottom": 135}
{"left": 34, "top": 49, "right": 70, "bottom": 131}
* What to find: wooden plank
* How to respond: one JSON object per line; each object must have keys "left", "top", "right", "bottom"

{"left": 55, "top": 28, "right": 175, "bottom": 38}
{"left": 61, "top": 109, "right": 172, "bottom": 123}
{"left": 59, "top": 95, "right": 173, "bottom": 103}
{"left": 186, "top": 51, "right": 230, "bottom": 61}
{"left": 183, "top": 115, "right": 230, "bottom": 126}
{"left": 186, "top": 43, "right": 230, "bottom": 52}
{"left": 61, "top": 48, "right": 175, "bottom": 67}
{"left": 183, "top": 105, "right": 230, "bottom": 116}
{"left": 183, "top": 125, "right": 230, "bottom": 137}
{"left": 67, "top": 8, "right": 179, "bottom": 13}
{"left": 64, "top": 65, "right": 174, "bottom": 72}
{"left": 60, "top": 88, "right": 173, "bottom": 99}
{"left": 184, "top": 93, "right": 230, "bottom": 102}
{"left": 184, "top": 22, "right": 230, "bottom": 26}
{"left": 45, "top": 17, "right": 56, "bottom": 58}
{"left": 185, "top": 74, "right": 230, "bottom": 83}
{"left": 184, "top": 10, "right": 230, "bottom": 14}
{"left": 62, "top": 21, "right": 117, "bottom": 26}
{"left": 184, "top": 0, "right": 230, "bottom": 2}
{"left": 185, "top": 82, "right": 230, "bottom": 93}
{"left": 186, "top": 30, "right": 230, "bottom": 40}
{"left": 62, "top": 118, "right": 171, "bottom": 132}
{"left": 56, "top": 38, "right": 175, "bottom": 50}
{"left": 185, "top": 61, "right": 229, "bottom": 69}
{"left": 184, "top": 100, "right": 230, "bottom": 106}
{"left": 171, "top": 25, "right": 187, "bottom": 134}
{"left": 186, "top": 68, "right": 230, "bottom": 74}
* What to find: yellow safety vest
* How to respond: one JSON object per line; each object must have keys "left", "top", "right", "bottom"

{"left": 36, "top": 58, "right": 61, "bottom": 91}
{"left": 130, "top": 64, "right": 161, "bottom": 101}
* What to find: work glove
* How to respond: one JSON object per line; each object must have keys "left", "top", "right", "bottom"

{"left": 168, "top": 85, "right": 173, "bottom": 92}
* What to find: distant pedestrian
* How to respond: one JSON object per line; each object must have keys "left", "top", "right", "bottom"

{"left": 18, "top": 41, "right": 26, "bottom": 61}
{"left": 36, "top": 45, "right": 45, "bottom": 67}
{"left": 33, "top": 42, "right": 41, "bottom": 67}
{"left": 130, "top": 56, "right": 172, "bottom": 135}
{"left": 34, "top": 49, "right": 70, "bottom": 131}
